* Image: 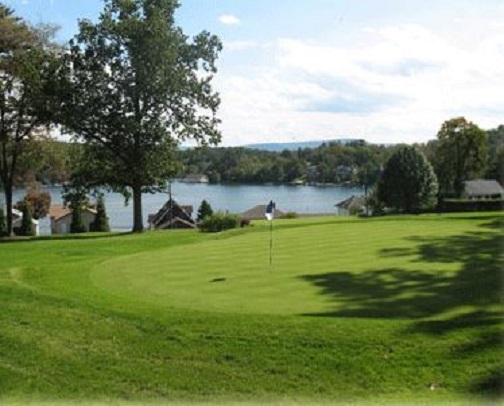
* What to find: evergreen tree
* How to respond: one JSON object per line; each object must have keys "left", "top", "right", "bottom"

{"left": 19, "top": 203, "right": 35, "bottom": 236}
{"left": 90, "top": 195, "right": 110, "bottom": 232}
{"left": 197, "top": 200, "right": 214, "bottom": 222}
{"left": 0, "top": 206, "right": 6, "bottom": 237}
{"left": 70, "top": 208, "right": 87, "bottom": 234}
{"left": 377, "top": 146, "right": 438, "bottom": 214}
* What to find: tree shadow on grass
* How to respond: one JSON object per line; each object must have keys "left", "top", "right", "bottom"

{"left": 299, "top": 217, "right": 504, "bottom": 398}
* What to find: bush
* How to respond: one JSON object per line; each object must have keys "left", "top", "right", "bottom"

{"left": 280, "top": 212, "right": 298, "bottom": 219}
{"left": 240, "top": 218, "right": 251, "bottom": 227}
{"left": 0, "top": 206, "right": 6, "bottom": 237}
{"left": 70, "top": 209, "right": 87, "bottom": 234}
{"left": 199, "top": 212, "right": 240, "bottom": 233}
{"left": 197, "top": 199, "right": 214, "bottom": 222}
{"left": 18, "top": 204, "right": 35, "bottom": 236}
{"left": 90, "top": 195, "right": 110, "bottom": 232}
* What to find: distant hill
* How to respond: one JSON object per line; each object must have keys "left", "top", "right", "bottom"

{"left": 245, "top": 139, "right": 359, "bottom": 152}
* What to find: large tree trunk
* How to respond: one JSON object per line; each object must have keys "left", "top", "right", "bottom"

{"left": 5, "top": 182, "right": 14, "bottom": 237}
{"left": 132, "top": 183, "right": 143, "bottom": 233}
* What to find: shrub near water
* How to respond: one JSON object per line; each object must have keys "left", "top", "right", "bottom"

{"left": 198, "top": 211, "right": 240, "bottom": 232}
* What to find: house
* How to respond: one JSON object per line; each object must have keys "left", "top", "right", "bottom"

{"left": 241, "top": 204, "right": 285, "bottom": 220}
{"left": 335, "top": 195, "right": 367, "bottom": 216}
{"left": 463, "top": 180, "right": 504, "bottom": 199}
{"left": 12, "top": 208, "right": 39, "bottom": 236}
{"left": 49, "top": 205, "right": 97, "bottom": 234}
{"left": 180, "top": 174, "right": 209, "bottom": 184}
{"left": 148, "top": 198, "right": 196, "bottom": 230}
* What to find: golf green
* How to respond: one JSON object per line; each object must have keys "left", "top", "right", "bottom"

{"left": 91, "top": 216, "right": 471, "bottom": 315}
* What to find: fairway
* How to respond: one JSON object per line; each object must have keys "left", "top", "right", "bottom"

{"left": 0, "top": 213, "right": 502, "bottom": 404}
{"left": 92, "top": 215, "right": 490, "bottom": 315}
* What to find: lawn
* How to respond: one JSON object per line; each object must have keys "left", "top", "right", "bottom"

{"left": 0, "top": 212, "right": 502, "bottom": 404}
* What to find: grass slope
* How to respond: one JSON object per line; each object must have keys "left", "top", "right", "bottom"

{"left": 0, "top": 213, "right": 502, "bottom": 404}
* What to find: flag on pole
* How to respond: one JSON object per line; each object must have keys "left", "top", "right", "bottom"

{"left": 265, "top": 200, "right": 275, "bottom": 221}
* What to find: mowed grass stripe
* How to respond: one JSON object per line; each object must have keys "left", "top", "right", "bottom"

{"left": 91, "top": 215, "right": 477, "bottom": 315}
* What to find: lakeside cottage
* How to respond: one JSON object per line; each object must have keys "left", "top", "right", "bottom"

{"left": 12, "top": 208, "right": 40, "bottom": 236}
{"left": 242, "top": 205, "right": 285, "bottom": 220}
{"left": 49, "top": 205, "right": 97, "bottom": 234}
{"left": 180, "top": 174, "right": 209, "bottom": 184}
{"left": 148, "top": 199, "right": 196, "bottom": 230}
{"left": 335, "top": 195, "right": 367, "bottom": 216}
{"left": 463, "top": 179, "right": 504, "bottom": 200}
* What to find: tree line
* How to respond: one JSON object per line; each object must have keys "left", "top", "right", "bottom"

{"left": 0, "top": 1, "right": 503, "bottom": 236}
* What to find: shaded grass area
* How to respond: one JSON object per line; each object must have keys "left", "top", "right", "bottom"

{"left": 0, "top": 213, "right": 502, "bottom": 403}
{"left": 300, "top": 215, "right": 504, "bottom": 399}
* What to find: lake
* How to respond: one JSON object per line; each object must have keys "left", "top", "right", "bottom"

{"left": 3, "top": 182, "right": 364, "bottom": 234}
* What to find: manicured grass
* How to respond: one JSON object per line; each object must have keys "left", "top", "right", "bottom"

{"left": 0, "top": 212, "right": 502, "bottom": 404}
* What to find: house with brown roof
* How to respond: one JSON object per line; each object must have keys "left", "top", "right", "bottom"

{"left": 49, "top": 205, "right": 97, "bottom": 234}
{"left": 241, "top": 204, "right": 285, "bottom": 220}
{"left": 148, "top": 198, "right": 196, "bottom": 230}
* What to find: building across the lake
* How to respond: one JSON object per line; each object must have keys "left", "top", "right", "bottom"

{"left": 180, "top": 174, "right": 209, "bottom": 184}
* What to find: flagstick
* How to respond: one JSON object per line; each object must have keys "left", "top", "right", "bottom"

{"left": 269, "top": 218, "right": 273, "bottom": 267}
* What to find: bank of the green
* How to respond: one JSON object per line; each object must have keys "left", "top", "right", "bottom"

{"left": 0, "top": 213, "right": 502, "bottom": 404}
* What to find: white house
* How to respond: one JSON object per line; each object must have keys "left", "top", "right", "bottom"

{"left": 12, "top": 208, "right": 40, "bottom": 236}
{"left": 49, "top": 205, "right": 97, "bottom": 234}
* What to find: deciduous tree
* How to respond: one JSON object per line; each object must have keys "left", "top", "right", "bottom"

{"left": 0, "top": 6, "right": 60, "bottom": 235}
{"left": 57, "top": 0, "right": 222, "bottom": 232}
{"left": 434, "top": 117, "right": 488, "bottom": 197}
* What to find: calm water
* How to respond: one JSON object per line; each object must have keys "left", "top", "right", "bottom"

{"left": 3, "top": 182, "right": 363, "bottom": 234}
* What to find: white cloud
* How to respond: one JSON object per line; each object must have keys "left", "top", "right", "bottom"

{"left": 216, "top": 23, "right": 504, "bottom": 146}
{"left": 219, "top": 14, "right": 241, "bottom": 25}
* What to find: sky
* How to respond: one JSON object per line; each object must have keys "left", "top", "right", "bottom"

{"left": 5, "top": 0, "right": 504, "bottom": 146}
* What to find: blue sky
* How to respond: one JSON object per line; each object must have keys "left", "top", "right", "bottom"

{"left": 5, "top": 0, "right": 504, "bottom": 146}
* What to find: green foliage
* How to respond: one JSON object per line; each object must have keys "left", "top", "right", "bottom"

{"left": 0, "top": 7, "right": 61, "bottom": 236}
{"left": 198, "top": 212, "right": 240, "bottom": 233}
{"left": 485, "top": 125, "right": 504, "bottom": 185}
{"left": 434, "top": 117, "right": 488, "bottom": 197}
{"left": 18, "top": 203, "right": 35, "bottom": 236}
{"left": 196, "top": 199, "right": 213, "bottom": 222}
{"left": 56, "top": 0, "right": 222, "bottom": 232}
{"left": 280, "top": 211, "right": 298, "bottom": 219}
{"left": 0, "top": 206, "right": 6, "bottom": 236}
{"left": 70, "top": 208, "right": 87, "bottom": 234}
{"left": 377, "top": 146, "right": 438, "bottom": 214}
{"left": 90, "top": 195, "right": 110, "bottom": 233}
{"left": 179, "top": 141, "right": 390, "bottom": 185}
{"left": 19, "top": 183, "right": 51, "bottom": 219}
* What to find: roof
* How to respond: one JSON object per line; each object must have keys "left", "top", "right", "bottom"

{"left": 464, "top": 180, "right": 504, "bottom": 197}
{"left": 11, "top": 208, "right": 39, "bottom": 225}
{"left": 49, "top": 205, "right": 97, "bottom": 221}
{"left": 242, "top": 205, "right": 285, "bottom": 220}
{"left": 335, "top": 195, "right": 367, "bottom": 210}
{"left": 149, "top": 198, "right": 196, "bottom": 229}
{"left": 49, "top": 205, "right": 71, "bottom": 220}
